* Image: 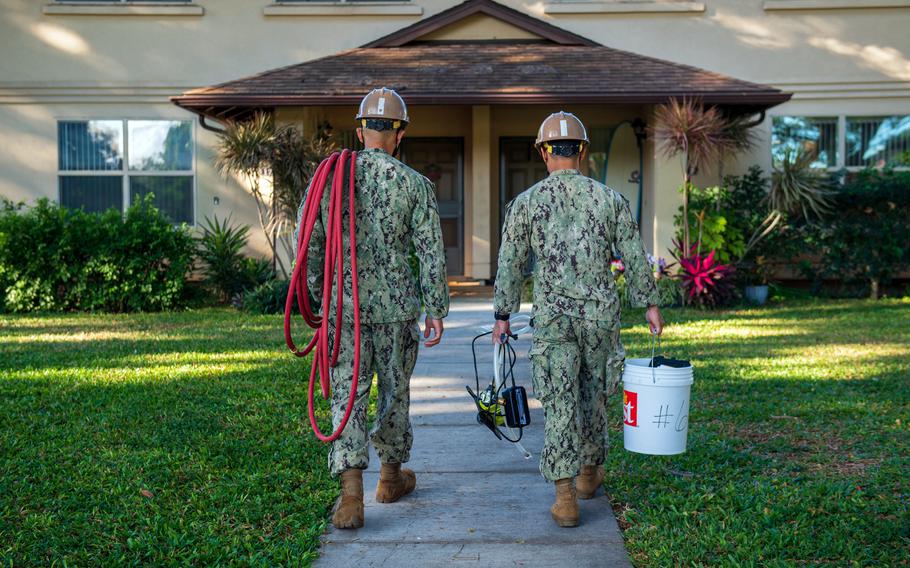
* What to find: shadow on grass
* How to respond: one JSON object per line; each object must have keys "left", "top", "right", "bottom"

{"left": 0, "top": 312, "right": 337, "bottom": 566}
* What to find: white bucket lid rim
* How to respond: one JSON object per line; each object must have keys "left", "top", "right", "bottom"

{"left": 623, "top": 358, "right": 693, "bottom": 386}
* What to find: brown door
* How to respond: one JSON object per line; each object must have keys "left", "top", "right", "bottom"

{"left": 401, "top": 138, "right": 464, "bottom": 276}
{"left": 498, "top": 137, "right": 548, "bottom": 273}
{"left": 499, "top": 137, "right": 547, "bottom": 229}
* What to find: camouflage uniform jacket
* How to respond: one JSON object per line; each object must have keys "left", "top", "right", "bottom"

{"left": 494, "top": 169, "right": 657, "bottom": 326}
{"left": 295, "top": 148, "right": 449, "bottom": 323}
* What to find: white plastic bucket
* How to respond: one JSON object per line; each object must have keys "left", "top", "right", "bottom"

{"left": 622, "top": 357, "right": 693, "bottom": 455}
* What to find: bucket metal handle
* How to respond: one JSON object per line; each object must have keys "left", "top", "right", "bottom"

{"left": 649, "top": 332, "right": 662, "bottom": 384}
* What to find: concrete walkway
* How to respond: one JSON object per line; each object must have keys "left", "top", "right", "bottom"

{"left": 315, "top": 298, "right": 632, "bottom": 567}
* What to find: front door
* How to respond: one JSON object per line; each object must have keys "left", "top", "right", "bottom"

{"left": 499, "top": 137, "right": 547, "bottom": 229}
{"left": 401, "top": 138, "right": 464, "bottom": 276}
{"left": 498, "top": 137, "right": 548, "bottom": 273}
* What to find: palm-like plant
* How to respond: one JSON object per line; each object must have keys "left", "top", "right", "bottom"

{"left": 770, "top": 150, "right": 833, "bottom": 220}
{"left": 652, "top": 98, "right": 757, "bottom": 251}
{"left": 197, "top": 215, "right": 271, "bottom": 303}
{"left": 215, "top": 113, "right": 283, "bottom": 274}
{"left": 215, "top": 113, "right": 337, "bottom": 277}
{"left": 270, "top": 121, "right": 337, "bottom": 261}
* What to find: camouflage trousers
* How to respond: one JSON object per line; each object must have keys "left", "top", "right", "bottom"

{"left": 328, "top": 319, "right": 420, "bottom": 476}
{"left": 529, "top": 315, "right": 625, "bottom": 481}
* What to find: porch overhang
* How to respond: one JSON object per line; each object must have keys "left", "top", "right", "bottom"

{"left": 172, "top": 43, "right": 791, "bottom": 121}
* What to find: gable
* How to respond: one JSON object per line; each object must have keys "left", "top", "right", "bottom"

{"left": 362, "top": 0, "right": 598, "bottom": 48}
{"left": 416, "top": 13, "right": 543, "bottom": 42}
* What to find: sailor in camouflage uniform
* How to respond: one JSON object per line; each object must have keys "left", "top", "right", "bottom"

{"left": 492, "top": 111, "right": 664, "bottom": 528}
{"left": 296, "top": 88, "right": 449, "bottom": 529}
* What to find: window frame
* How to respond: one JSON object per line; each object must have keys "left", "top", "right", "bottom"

{"left": 54, "top": 0, "right": 191, "bottom": 3}
{"left": 57, "top": 118, "right": 197, "bottom": 226}
{"left": 771, "top": 113, "right": 910, "bottom": 172}
{"left": 273, "top": 0, "right": 404, "bottom": 3}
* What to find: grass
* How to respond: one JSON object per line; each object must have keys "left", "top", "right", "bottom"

{"left": 1, "top": 299, "right": 908, "bottom": 566}
{"left": 0, "top": 310, "right": 333, "bottom": 566}
{"left": 608, "top": 298, "right": 910, "bottom": 567}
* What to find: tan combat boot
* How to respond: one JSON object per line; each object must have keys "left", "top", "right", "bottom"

{"left": 331, "top": 469, "right": 364, "bottom": 529}
{"left": 375, "top": 462, "right": 416, "bottom": 503}
{"left": 551, "top": 478, "right": 580, "bottom": 527}
{"left": 576, "top": 465, "right": 605, "bottom": 499}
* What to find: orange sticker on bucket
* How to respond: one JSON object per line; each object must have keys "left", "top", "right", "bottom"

{"left": 623, "top": 390, "right": 638, "bottom": 427}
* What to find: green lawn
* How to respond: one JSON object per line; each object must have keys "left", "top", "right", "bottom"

{"left": 1, "top": 300, "right": 908, "bottom": 566}
{"left": 610, "top": 299, "right": 910, "bottom": 567}
{"left": 0, "top": 311, "right": 332, "bottom": 566}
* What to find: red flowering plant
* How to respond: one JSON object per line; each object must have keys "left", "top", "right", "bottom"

{"left": 672, "top": 240, "right": 735, "bottom": 308}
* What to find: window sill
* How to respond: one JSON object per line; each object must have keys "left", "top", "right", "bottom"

{"left": 43, "top": 3, "right": 204, "bottom": 16}
{"left": 543, "top": 1, "right": 705, "bottom": 14}
{"left": 763, "top": 0, "right": 910, "bottom": 10}
{"left": 263, "top": 2, "right": 423, "bottom": 16}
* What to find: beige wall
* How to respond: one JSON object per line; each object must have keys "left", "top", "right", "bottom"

{"left": 2, "top": 0, "right": 909, "bottom": 270}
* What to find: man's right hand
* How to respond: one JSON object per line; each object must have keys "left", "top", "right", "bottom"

{"left": 493, "top": 319, "right": 511, "bottom": 344}
{"left": 646, "top": 305, "right": 664, "bottom": 336}
{"left": 424, "top": 316, "right": 444, "bottom": 348}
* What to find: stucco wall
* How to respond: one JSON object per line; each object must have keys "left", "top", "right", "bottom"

{"left": 1, "top": 0, "right": 908, "bottom": 269}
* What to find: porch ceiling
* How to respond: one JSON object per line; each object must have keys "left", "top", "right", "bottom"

{"left": 173, "top": 43, "right": 790, "bottom": 120}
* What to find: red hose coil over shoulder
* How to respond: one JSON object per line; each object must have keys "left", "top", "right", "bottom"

{"left": 284, "top": 150, "right": 361, "bottom": 443}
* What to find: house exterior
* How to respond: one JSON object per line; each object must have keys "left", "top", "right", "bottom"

{"left": 2, "top": 0, "right": 908, "bottom": 280}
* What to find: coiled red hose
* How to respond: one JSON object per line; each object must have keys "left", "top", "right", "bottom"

{"left": 284, "top": 150, "right": 361, "bottom": 443}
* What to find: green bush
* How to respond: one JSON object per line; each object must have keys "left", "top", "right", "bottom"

{"left": 674, "top": 185, "right": 746, "bottom": 264}
{"left": 0, "top": 196, "right": 195, "bottom": 312}
{"left": 242, "top": 278, "right": 290, "bottom": 315}
{"left": 795, "top": 169, "right": 910, "bottom": 298}
{"left": 196, "top": 216, "right": 272, "bottom": 303}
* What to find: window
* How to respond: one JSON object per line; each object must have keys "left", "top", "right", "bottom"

{"left": 771, "top": 116, "right": 838, "bottom": 169}
{"left": 772, "top": 114, "right": 910, "bottom": 171}
{"left": 846, "top": 116, "right": 910, "bottom": 168}
{"left": 58, "top": 119, "right": 194, "bottom": 224}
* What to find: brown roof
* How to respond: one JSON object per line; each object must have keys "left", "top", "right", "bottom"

{"left": 172, "top": 43, "right": 790, "bottom": 117}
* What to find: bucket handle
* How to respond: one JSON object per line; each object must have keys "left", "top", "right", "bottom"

{"left": 649, "top": 332, "right": 662, "bottom": 384}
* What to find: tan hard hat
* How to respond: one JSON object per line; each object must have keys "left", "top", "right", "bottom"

{"left": 355, "top": 87, "right": 409, "bottom": 125}
{"left": 535, "top": 111, "right": 589, "bottom": 146}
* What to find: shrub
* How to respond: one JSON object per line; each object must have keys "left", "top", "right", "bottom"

{"left": 242, "top": 278, "right": 290, "bottom": 315}
{"left": 674, "top": 185, "right": 746, "bottom": 264}
{"left": 0, "top": 196, "right": 195, "bottom": 312}
{"left": 802, "top": 169, "right": 910, "bottom": 298}
{"left": 196, "top": 216, "right": 272, "bottom": 303}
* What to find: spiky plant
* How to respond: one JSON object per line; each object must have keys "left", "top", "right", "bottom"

{"left": 770, "top": 150, "right": 833, "bottom": 220}
{"left": 652, "top": 98, "right": 749, "bottom": 251}
{"left": 215, "top": 114, "right": 337, "bottom": 277}
{"left": 270, "top": 122, "right": 337, "bottom": 260}
{"left": 215, "top": 113, "right": 284, "bottom": 274}
{"left": 672, "top": 240, "right": 735, "bottom": 308}
{"left": 197, "top": 215, "right": 271, "bottom": 303}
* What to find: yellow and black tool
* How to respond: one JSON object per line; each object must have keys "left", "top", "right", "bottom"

{"left": 467, "top": 330, "right": 531, "bottom": 448}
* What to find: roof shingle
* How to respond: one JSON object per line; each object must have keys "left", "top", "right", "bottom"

{"left": 173, "top": 43, "right": 789, "bottom": 116}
